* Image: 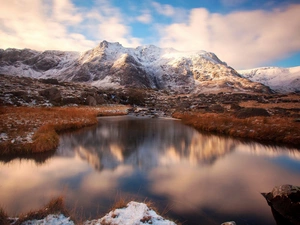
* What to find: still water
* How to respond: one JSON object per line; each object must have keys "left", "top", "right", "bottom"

{"left": 1, "top": 116, "right": 300, "bottom": 224}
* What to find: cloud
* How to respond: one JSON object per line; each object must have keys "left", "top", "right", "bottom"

{"left": 152, "top": 1, "right": 175, "bottom": 17}
{"left": 0, "top": 0, "right": 140, "bottom": 51}
{"left": 136, "top": 11, "right": 152, "bottom": 24}
{"left": 151, "top": 1, "right": 188, "bottom": 22}
{"left": 85, "top": 0, "right": 141, "bottom": 47}
{"left": 158, "top": 4, "right": 300, "bottom": 69}
{"left": 0, "top": 0, "right": 95, "bottom": 51}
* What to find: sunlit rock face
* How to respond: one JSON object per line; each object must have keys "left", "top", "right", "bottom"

{"left": 0, "top": 41, "right": 270, "bottom": 93}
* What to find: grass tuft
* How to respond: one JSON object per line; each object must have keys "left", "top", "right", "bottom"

{"left": 0, "top": 207, "right": 10, "bottom": 225}
{"left": 14, "top": 197, "right": 68, "bottom": 225}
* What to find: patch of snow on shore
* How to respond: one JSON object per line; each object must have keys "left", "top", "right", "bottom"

{"left": 0, "top": 133, "right": 8, "bottom": 142}
{"left": 21, "top": 214, "right": 74, "bottom": 225}
{"left": 84, "top": 201, "right": 176, "bottom": 225}
{"left": 16, "top": 202, "right": 176, "bottom": 225}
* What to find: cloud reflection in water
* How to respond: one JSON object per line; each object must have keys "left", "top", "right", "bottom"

{"left": 1, "top": 116, "right": 299, "bottom": 224}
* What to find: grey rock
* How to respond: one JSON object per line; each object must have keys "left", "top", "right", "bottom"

{"left": 221, "top": 222, "right": 236, "bottom": 225}
{"left": 39, "top": 87, "right": 62, "bottom": 103}
{"left": 86, "top": 95, "right": 97, "bottom": 106}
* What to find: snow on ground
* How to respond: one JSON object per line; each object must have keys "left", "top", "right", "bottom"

{"left": 84, "top": 201, "right": 176, "bottom": 225}
{"left": 15, "top": 202, "right": 176, "bottom": 225}
{"left": 20, "top": 214, "right": 75, "bottom": 225}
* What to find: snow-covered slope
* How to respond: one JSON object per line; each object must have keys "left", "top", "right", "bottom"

{"left": 238, "top": 66, "right": 300, "bottom": 93}
{"left": 0, "top": 41, "right": 270, "bottom": 93}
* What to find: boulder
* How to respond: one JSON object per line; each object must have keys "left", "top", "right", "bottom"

{"left": 221, "top": 222, "right": 236, "bottom": 225}
{"left": 39, "top": 87, "right": 61, "bottom": 104}
{"left": 86, "top": 95, "right": 97, "bottom": 106}
{"left": 40, "top": 78, "right": 59, "bottom": 85}
{"left": 262, "top": 184, "right": 300, "bottom": 225}
{"left": 208, "top": 104, "right": 224, "bottom": 113}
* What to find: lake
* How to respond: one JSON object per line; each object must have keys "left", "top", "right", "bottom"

{"left": 1, "top": 115, "right": 300, "bottom": 225}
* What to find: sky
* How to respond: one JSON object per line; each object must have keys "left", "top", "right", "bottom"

{"left": 0, "top": 0, "right": 300, "bottom": 70}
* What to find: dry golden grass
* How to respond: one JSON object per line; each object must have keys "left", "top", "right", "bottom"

{"left": 0, "top": 105, "right": 130, "bottom": 155}
{"left": 13, "top": 197, "right": 69, "bottom": 225}
{"left": 0, "top": 207, "right": 10, "bottom": 225}
{"left": 240, "top": 100, "right": 300, "bottom": 109}
{"left": 173, "top": 112, "right": 300, "bottom": 146}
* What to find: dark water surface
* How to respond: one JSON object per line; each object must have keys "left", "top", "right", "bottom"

{"left": 1, "top": 116, "right": 300, "bottom": 224}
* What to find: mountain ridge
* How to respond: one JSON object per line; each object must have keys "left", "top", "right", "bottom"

{"left": 0, "top": 41, "right": 271, "bottom": 93}
{"left": 238, "top": 66, "right": 300, "bottom": 93}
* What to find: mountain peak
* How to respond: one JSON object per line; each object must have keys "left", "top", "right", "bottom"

{"left": 0, "top": 41, "right": 272, "bottom": 93}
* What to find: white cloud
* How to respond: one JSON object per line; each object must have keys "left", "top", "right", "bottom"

{"left": 85, "top": 0, "right": 141, "bottom": 47}
{"left": 0, "top": 0, "right": 95, "bottom": 51}
{"left": 158, "top": 4, "right": 300, "bottom": 69}
{"left": 0, "top": 0, "right": 141, "bottom": 51}
{"left": 152, "top": 1, "right": 175, "bottom": 17}
{"left": 136, "top": 11, "right": 152, "bottom": 24}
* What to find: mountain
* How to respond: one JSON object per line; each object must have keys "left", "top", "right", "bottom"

{"left": 238, "top": 66, "right": 300, "bottom": 93}
{"left": 0, "top": 41, "right": 270, "bottom": 93}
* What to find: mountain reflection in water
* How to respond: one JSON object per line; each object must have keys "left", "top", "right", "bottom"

{"left": 1, "top": 116, "right": 300, "bottom": 225}
{"left": 56, "top": 116, "right": 238, "bottom": 170}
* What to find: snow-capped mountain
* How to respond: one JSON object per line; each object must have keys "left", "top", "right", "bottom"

{"left": 238, "top": 66, "right": 300, "bottom": 93}
{"left": 0, "top": 41, "right": 270, "bottom": 93}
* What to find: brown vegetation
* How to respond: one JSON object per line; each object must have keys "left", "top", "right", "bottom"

{"left": 0, "top": 105, "right": 130, "bottom": 155}
{"left": 0, "top": 197, "right": 69, "bottom": 225}
{"left": 173, "top": 111, "right": 300, "bottom": 146}
{"left": 0, "top": 207, "right": 9, "bottom": 225}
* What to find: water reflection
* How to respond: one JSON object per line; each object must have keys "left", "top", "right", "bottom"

{"left": 56, "top": 116, "right": 239, "bottom": 170}
{"left": 0, "top": 116, "right": 300, "bottom": 225}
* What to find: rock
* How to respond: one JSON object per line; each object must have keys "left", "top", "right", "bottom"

{"left": 221, "top": 222, "right": 236, "bottom": 225}
{"left": 208, "top": 104, "right": 224, "bottom": 113}
{"left": 40, "top": 78, "right": 59, "bottom": 85}
{"left": 86, "top": 95, "right": 97, "bottom": 106}
{"left": 262, "top": 184, "right": 300, "bottom": 225}
{"left": 39, "top": 87, "right": 61, "bottom": 104}
{"left": 234, "top": 107, "right": 270, "bottom": 118}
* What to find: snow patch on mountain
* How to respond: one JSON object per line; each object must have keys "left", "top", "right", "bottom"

{"left": 0, "top": 41, "right": 270, "bottom": 93}
{"left": 238, "top": 66, "right": 300, "bottom": 93}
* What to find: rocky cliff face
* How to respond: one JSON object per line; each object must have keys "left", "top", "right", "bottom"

{"left": 0, "top": 41, "right": 270, "bottom": 93}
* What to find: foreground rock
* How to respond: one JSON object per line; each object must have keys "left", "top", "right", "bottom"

{"left": 262, "top": 184, "right": 300, "bottom": 225}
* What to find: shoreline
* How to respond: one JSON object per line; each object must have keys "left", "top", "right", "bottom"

{"left": 1, "top": 104, "right": 299, "bottom": 157}
{"left": 0, "top": 105, "right": 130, "bottom": 156}
{"left": 172, "top": 111, "right": 300, "bottom": 148}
